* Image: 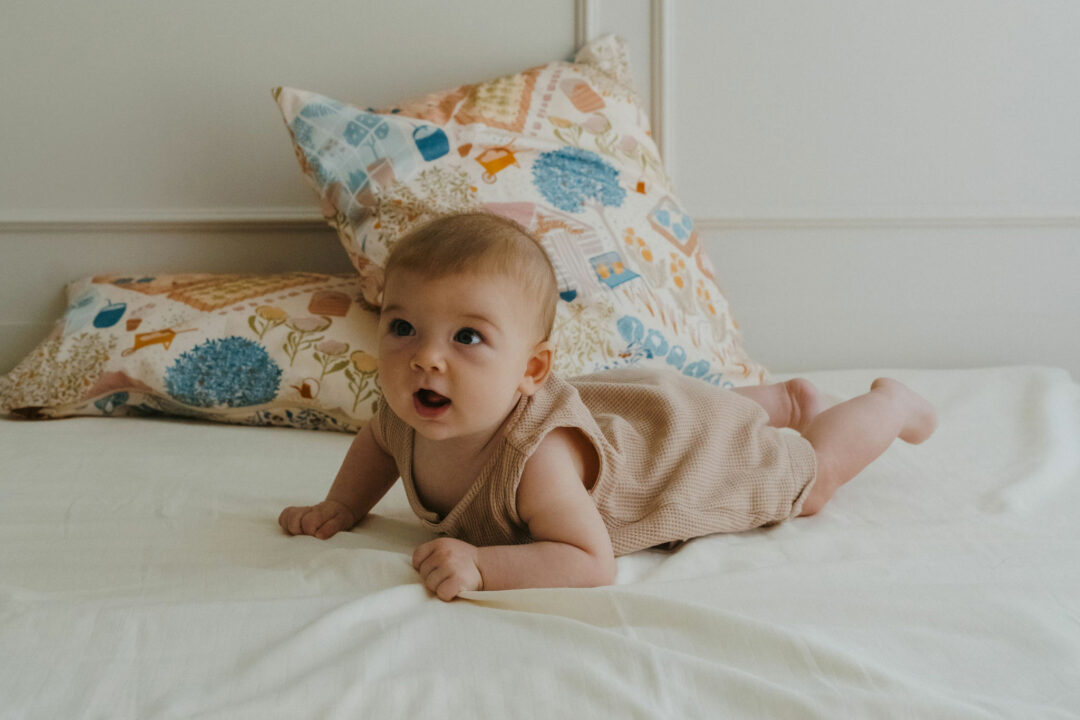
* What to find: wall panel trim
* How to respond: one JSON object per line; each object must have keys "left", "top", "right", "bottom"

{"left": 8, "top": 1, "right": 1072, "bottom": 236}
{"left": 5, "top": 3, "right": 598, "bottom": 235}
{"left": 650, "top": 0, "right": 670, "bottom": 163}
{"left": 0, "top": 208, "right": 327, "bottom": 233}
{"left": 575, "top": 0, "right": 596, "bottom": 51}
{"left": 694, "top": 215, "right": 1080, "bottom": 232}
{"left": 5, "top": 209, "right": 1077, "bottom": 235}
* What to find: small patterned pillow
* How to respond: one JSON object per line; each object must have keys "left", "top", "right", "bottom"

{"left": 0, "top": 272, "right": 381, "bottom": 432}
{"left": 273, "top": 35, "right": 766, "bottom": 386}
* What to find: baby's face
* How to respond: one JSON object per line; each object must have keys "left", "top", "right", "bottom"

{"left": 377, "top": 269, "right": 544, "bottom": 444}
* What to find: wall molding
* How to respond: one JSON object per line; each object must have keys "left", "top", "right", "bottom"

{"left": 6, "top": 4, "right": 601, "bottom": 234}
{"left": 0, "top": 208, "right": 328, "bottom": 233}
{"left": 651, "top": 4, "right": 1079, "bottom": 234}
{"left": 694, "top": 215, "right": 1080, "bottom": 231}
{"left": 650, "top": 0, "right": 670, "bottom": 163}
{"left": 574, "top": 0, "right": 597, "bottom": 52}
{"left": 5, "top": 1, "right": 1075, "bottom": 237}
{"left": 4, "top": 209, "right": 1076, "bottom": 235}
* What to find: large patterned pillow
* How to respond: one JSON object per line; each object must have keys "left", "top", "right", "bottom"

{"left": 0, "top": 272, "right": 380, "bottom": 432}
{"left": 273, "top": 35, "right": 766, "bottom": 387}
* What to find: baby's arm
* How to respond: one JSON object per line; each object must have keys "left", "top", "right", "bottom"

{"left": 481, "top": 427, "right": 616, "bottom": 588}
{"left": 279, "top": 422, "right": 399, "bottom": 539}
{"left": 412, "top": 428, "right": 615, "bottom": 600}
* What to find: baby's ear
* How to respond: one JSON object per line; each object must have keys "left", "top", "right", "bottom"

{"left": 518, "top": 340, "right": 555, "bottom": 396}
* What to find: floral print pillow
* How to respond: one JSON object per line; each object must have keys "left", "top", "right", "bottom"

{"left": 272, "top": 34, "right": 767, "bottom": 387}
{"left": 0, "top": 273, "right": 380, "bottom": 432}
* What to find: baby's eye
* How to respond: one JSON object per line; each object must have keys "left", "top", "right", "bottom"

{"left": 454, "top": 328, "right": 483, "bottom": 345}
{"left": 388, "top": 319, "right": 414, "bottom": 337}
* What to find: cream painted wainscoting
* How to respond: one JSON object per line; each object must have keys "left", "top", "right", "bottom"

{"left": 664, "top": 1, "right": 1080, "bottom": 377}
{"left": 0, "top": 0, "right": 582, "bottom": 372}
{"left": 696, "top": 220, "right": 1079, "bottom": 375}
{"left": 3, "top": 0, "right": 1077, "bottom": 377}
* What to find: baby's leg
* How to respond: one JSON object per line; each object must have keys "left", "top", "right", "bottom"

{"left": 732, "top": 379, "right": 825, "bottom": 434}
{"left": 799, "top": 378, "right": 937, "bottom": 516}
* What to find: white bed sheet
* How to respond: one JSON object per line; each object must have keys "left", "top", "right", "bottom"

{"left": 1, "top": 366, "right": 1078, "bottom": 718}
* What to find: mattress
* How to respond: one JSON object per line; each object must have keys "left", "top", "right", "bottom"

{"left": 2, "top": 366, "right": 1078, "bottom": 718}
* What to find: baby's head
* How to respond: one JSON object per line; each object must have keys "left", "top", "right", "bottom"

{"left": 382, "top": 211, "right": 557, "bottom": 343}
{"left": 377, "top": 212, "right": 559, "bottom": 440}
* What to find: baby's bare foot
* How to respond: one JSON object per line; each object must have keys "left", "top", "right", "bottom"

{"left": 784, "top": 378, "right": 826, "bottom": 434}
{"left": 870, "top": 378, "right": 938, "bottom": 444}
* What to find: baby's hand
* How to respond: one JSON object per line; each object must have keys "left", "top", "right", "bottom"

{"left": 278, "top": 500, "right": 357, "bottom": 540}
{"left": 412, "top": 537, "right": 483, "bottom": 601}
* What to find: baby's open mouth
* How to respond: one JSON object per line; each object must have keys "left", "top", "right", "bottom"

{"left": 415, "top": 388, "right": 451, "bottom": 409}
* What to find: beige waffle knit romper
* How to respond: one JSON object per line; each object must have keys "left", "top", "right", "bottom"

{"left": 371, "top": 367, "right": 818, "bottom": 556}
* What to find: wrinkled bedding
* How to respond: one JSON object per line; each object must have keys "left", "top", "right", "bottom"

{"left": 2, "top": 366, "right": 1078, "bottom": 718}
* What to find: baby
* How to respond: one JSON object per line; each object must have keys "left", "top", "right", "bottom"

{"left": 280, "top": 212, "right": 937, "bottom": 601}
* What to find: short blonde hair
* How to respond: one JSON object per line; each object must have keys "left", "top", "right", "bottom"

{"left": 383, "top": 211, "right": 559, "bottom": 341}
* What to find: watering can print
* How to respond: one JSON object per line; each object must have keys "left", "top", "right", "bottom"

{"left": 93, "top": 301, "right": 127, "bottom": 329}
{"left": 413, "top": 126, "right": 449, "bottom": 161}
{"left": 475, "top": 145, "right": 521, "bottom": 183}
{"left": 121, "top": 327, "right": 197, "bottom": 357}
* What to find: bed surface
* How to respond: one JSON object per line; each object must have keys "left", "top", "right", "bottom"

{"left": 3, "top": 366, "right": 1078, "bottom": 718}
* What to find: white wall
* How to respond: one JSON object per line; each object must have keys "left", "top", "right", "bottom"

{"left": 0, "top": 0, "right": 577, "bottom": 372}
{"left": 2, "top": 0, "right": 1077, "bottom": 377}
{"left": 0, "top": 0, "right": 579, "bottom": 213}
{"left": 660, "top": 1, "right": 1080, "bottom": 375}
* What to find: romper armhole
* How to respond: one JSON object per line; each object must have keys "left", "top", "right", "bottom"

{"left": 557, "top": 425, "right": 602, "bottom": 492}
{"left": 540, "top": 425, "right": 605, "bottom": 494}
{"left": 368, "top": 395, "right": 393, "bottom": 454}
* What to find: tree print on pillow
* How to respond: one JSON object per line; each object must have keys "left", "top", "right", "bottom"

{"left": 532, "top": 146, "right": 626, "bottom": 244}
{"left": 165, "top": 337, "right": 282, "bottom": 408}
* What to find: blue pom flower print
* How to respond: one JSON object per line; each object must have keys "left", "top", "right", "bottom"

{"left": 642, "top": 329, "right": 668, "bottom": 359}
{"left": 165, "top": 337, "right": 282, "bottom": 408}
{"left": 617, "top": 315, "right": 644, "bottom": 345}
{"left": 532, "top": 147, "right": 626, "bottom": 213}
{"left": 682, "top": 359, "right": 710, "bottom": 379}
{"left": 614, "top": 315, "right": 730, "bottom": 386}
{"left": 665, "top": 345, "right": 687, "bottom": 370}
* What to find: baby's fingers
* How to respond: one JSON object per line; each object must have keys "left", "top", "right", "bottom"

{"left": 412, "top": 540, "right": 436, "bottom": 571}
{"left": 313, "top": 512, "right": 349, "bottom": 540}
{"left": 299, "top": 506, "right": 336, "bottom": 537}
{"left": 279, "top": 506, "right": 310, "bottom": 535}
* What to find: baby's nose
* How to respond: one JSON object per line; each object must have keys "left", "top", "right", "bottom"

{"left": 410, "top": 343, "right": 446, "bottom": 372}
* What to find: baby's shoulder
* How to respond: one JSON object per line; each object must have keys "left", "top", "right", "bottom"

{"left": 526, "top": 426, "right": 585, "bottom": 467}
{"left": 520, "top": 426, "right": 600, "bottom": 494}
